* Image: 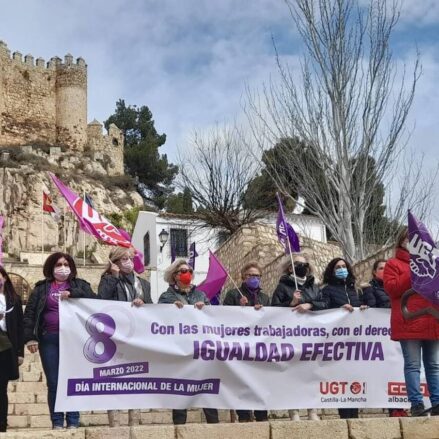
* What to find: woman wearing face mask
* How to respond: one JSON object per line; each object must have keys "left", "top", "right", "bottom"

{"left": 271, "top": 254, "right": 320, "bottom": 421}
{"left": 0, "top": 267, "right": 24, "bottom": 432}
{"left": 223, "top": 261, "right": 269, "bottom": 423}
{"left": 98, "top": 247, "right": 152, "bottom": 427}
{"left": 158, "top": 258, "right": 218, "bottom": 425}
{"left": 384, "top": 227, "right": 439, "bottom": 417}
{"left": 23, "top": 252, "right": 95, "bottom": 430}
{"left": 314, "top": 257, "right": 365, "bottom": 420}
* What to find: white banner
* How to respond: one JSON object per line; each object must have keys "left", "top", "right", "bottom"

{"left": 56, "top": 299, "right": 427, "bottom": 412}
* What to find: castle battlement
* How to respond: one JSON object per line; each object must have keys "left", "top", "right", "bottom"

{"left": 0, "top": 41, "right": 87, "bottom": 70}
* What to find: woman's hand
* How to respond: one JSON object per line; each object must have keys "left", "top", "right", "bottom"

{"left": 254, "top": 304, "right": 263, "bottom": 310}
{"left": 26, "top": 341, "right": 38, "bottom": 354}
{"left": 59, "top": 291, "right": 71, "bottom": 300}
{"left": 341, "top": 304, "right": 354, "bottom": 312}
{"left": 290, "top": 290, "right": 302, "bottom": 306}
{"left": 239, "top": 296, "right": 249, "bottom": 306}
{"left": 18, "top": 357, "right": 24, "bottom": 366}
{"left": 132, "top": 298, "right": 144, "bottom": 307}
{"left": 292, "top": 303, "right": 312, "bottom": 313}
{"left": 110, "top": 261, "right": 120, "bottom": 278}
{"left": 194, "top": 301, "right": 205, "bottom": 310}
{"left": 174, "top": 301, "right": 184, "bottom": 309}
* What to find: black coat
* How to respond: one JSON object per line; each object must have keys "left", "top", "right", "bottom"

{"left": 271, "top": 275, "right": 321, "bottom": 307}
{"left": 223, "top": 284, "right": 270, "bottom": 306}
{"left": 1, "top": 293, "right": 24, "bottom": 380}
{"left": 23, "top": 278, "right": 96, "bottom": 343}
{"left": 98, "top": 273, "right": 152, "bottom": 303}
{"left": 313, "top": 279, "right": 362, "bottom": 310}
{"left": 362, "top": 279, "right": 390, "bottom": 308}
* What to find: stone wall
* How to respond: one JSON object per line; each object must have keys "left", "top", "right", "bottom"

{"left": 0, "top": 41, "right": 87, "bottom": 151}
{"left": 215, "top": 223, "right": 342, "bottom": 297}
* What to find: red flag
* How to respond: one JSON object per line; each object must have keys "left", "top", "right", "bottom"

{"left": 43, "top": 192, "right": 61, "bottom": 222}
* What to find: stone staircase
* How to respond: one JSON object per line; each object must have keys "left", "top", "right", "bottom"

{"left": 3, "top": 350, "right": 438, "bottom": 438}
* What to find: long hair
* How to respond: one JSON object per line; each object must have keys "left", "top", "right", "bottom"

{"left": 0, "top": 266, "right": 20, "bottom": 304}
{"left": 323, "top": 257, "right": 355, "bottom": 285}
{"left": 43, "top": 252, "right": 77, "bottom": 281}
{"left": 395, "top": 226, "right": 408, "bottom": 249}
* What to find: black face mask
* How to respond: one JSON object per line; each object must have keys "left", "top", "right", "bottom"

{"left": 293, "top": 263, "right": 308, "bottom": 279}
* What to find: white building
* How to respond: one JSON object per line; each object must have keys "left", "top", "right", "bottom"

{"left": 132, "top": 211, "right": 327, "bottom": 303}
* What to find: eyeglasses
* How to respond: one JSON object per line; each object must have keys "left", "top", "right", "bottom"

{"left": 176, "top": 268, "right": 193, "bottom": 274}
{"left": 294, "top": 262, "right": 309, "bottom": 269}
{"left": 245, "top": 273, "right": 261, "bottom": 278}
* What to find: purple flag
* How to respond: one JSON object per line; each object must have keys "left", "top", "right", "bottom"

{"left": 197, "top": 251, "right": 228, "bottom": 300}
{"left": 0, "top": 216, "right": 4, "bottom": 266}
{"left": 276, "top": 193, "right": 300, "bottom": 254}
{"left": 188, "top": 242, "right": 198, "bottom": 270}
{"left": 408, "top": 211, "right": 439, "bottom": 307}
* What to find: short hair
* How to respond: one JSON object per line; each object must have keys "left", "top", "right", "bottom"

{"left": 164, "top": 258, "right": 189, "bottom": 285}
{"left": 395, "top": 226, "right": 408, "bottom": 249}
{"left": 43, "top": 252, "right": 77, "bottom": 281}
{"left": 0, "top": 265, "right": 19, "bottom": 303}
{"left": 103, "top": 247, "right": 135, "bottom": 275}
{"left": 240, "top": 261, "right": 262, "bottom": 279}
{"left": 323, "top": 257, "right": 355, "bottom": 285}
{"left": 280, "top": 253, "right": 314, "bottom": 276}
{"left": 372, "top": 259, "right": 386, "bottom": 274}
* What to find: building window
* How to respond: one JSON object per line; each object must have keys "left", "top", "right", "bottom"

{"left": 143, "top": 232, "right": 150, "bottom": 266}
{"left": 170, "top": 228, "right": 188, "bottom": 257}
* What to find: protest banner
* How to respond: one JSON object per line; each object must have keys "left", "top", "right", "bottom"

{"left": 56, "top": 300, "right": 426, "bottom": 411}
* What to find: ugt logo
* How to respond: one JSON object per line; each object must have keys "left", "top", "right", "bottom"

{"left": 83, "top": 313, "right": 117, "bottom": 364}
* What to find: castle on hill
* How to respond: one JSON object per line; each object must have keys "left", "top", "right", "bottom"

{"left": 0, "top": 40, "right": 123, "bottom": 175}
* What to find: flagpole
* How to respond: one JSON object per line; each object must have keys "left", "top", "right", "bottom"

{"left": 226, "top": 272, "right": 244, "bottom": 298}
{"left": 63, "top": 206, "right": 67, "bottom": 253}
{"left": 41, "top": 192, "right": 44, "bottom": 265}
{"left": 286, "top": 235, "right": 299, "bottom": 291}
{"left": 82, "top": 190, "right": 86, "bottom": 267}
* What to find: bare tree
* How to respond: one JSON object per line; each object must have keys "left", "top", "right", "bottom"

{"left": 244, "top": 0, "right": 431, "bottom": 262}
{"left": 178, "top": 125, "right": 261, "bottom": 234}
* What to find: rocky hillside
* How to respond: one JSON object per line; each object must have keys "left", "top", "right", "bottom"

{"left": 0, "top": 149, "right": 143, "bottom": 259}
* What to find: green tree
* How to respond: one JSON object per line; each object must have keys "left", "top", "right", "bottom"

{"left": 105, "top": 100, "right": 178, "bottom": 208}
{"left": 166, "top": 188, "right": 194, "bottom": 214}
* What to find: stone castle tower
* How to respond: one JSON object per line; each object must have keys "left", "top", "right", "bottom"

{"left": 0, "top": 40, "right": 123, "bottom": 175}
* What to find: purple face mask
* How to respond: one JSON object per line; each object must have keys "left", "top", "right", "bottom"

{"left": 245, "top": 276, "right": 261, "bottom": 290}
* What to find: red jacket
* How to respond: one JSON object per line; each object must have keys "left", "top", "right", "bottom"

{"left": 384, "top": 248, "right": 439, "bottom": 340}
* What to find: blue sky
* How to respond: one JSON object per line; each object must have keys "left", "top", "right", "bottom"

{"left": 0, "top": 0, "right": 438, "bottom": 168}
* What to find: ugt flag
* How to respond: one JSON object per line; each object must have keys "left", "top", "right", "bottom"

{"left": 408, "top": 211, "right": 439, "bottom": 306}
{"left": 276, "top": 193, "right": 300, "bottom": 254}
{"left": 49, "top": 173, "right": 131, "bottom": 248}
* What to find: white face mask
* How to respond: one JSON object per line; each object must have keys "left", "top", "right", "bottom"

{"left": 54, "top": 266, "right": 71, "bottom": 281}
{"left": 120, "top": 259, "right": 134, "bottom": 273}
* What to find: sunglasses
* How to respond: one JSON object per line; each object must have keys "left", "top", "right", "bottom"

{"left": 177, "top": 268, "right": 193, "bottom": 274}
{"left": 294, "top": 262, "right": 309, "bottom": 268}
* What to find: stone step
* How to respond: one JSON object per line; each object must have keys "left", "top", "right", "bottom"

{"left": 0, "top": 418, "right": 438, "bottom": 439}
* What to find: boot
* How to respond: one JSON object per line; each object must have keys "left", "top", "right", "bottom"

{"left": 307, "top": 409, "right": 320, "bottom": 420}
{"left": 128, "top": 409, "right": 140, "bottom": 426}
{"left": 289, "top": 409, "right": 300, "bottom": 421}
{"left": 411, "top": 403, "right": 428, "bottom": 417}
{"left": 108, "top": 410, "right": 121, "bottom": 427}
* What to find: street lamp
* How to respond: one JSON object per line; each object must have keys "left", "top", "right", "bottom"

{"left": 159, "top": 229, "right": 169, "bottom": 252}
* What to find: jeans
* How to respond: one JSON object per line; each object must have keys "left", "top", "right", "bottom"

{"left": 172, "top": 408, "right": 219, "bottom": 424}
{"left": 236, "top": 410, "right": 268, "bottom": 422}
{"left": 400, "top": 340, "right": 439, "bottom": 407}
{"left": 39, "top": 333, "right": 80, "bottom": 427}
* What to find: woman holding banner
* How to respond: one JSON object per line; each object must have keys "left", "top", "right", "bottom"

{"left": 384, "top": 227, "right": 439, "bottom": 417}
{"left": 0, "top": 267, "right": 24, "bottom": 432}
{"left": 23, "top": 252, "right": 96, "bottom": 430}
{"left": 271, "top": 254, "right": 320, "bottom": 421}
{"left": 98, "top": 246, "right": 152, "bottom": 427}
{"left": 159, "top": 258, "right": 219, "bottom": 425}
{"left": 314, "top": 257, "right": 364, "bottom": 419}
{"left": 223, "top": 261, "right": 269, "bottom": 423}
